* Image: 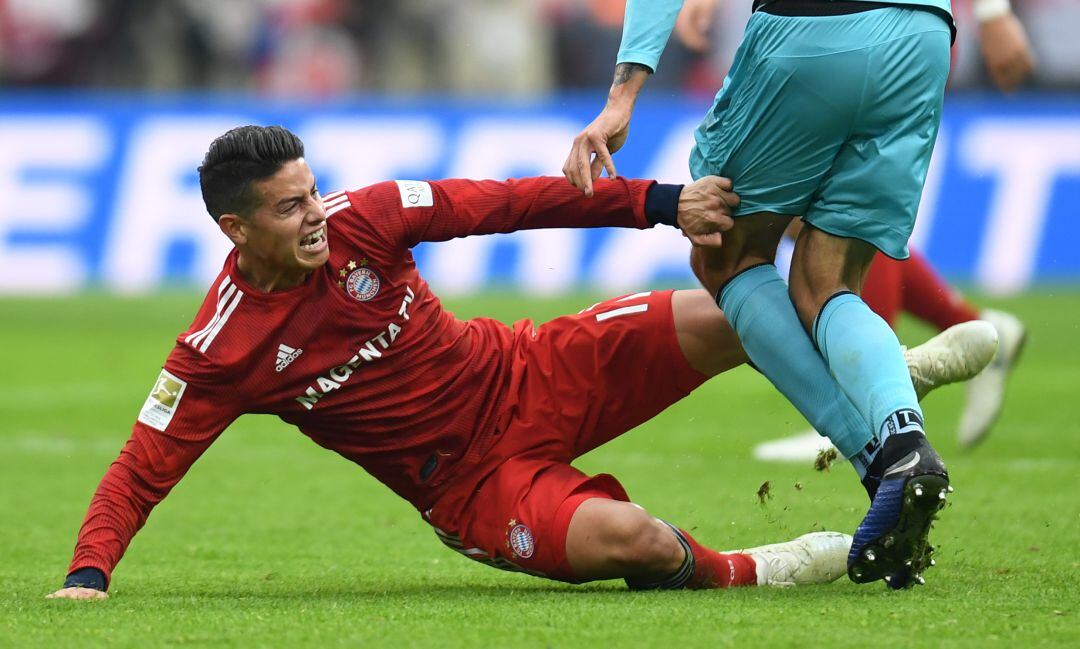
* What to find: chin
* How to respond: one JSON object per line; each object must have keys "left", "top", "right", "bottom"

{"left": 298, "top": 249, "right": 330, "bottom": 270}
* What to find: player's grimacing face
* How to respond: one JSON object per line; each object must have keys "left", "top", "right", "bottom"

{"left": 246, "top": 158, "right": 330, "bottom": 273}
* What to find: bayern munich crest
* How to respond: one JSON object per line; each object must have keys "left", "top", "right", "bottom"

{"left": 507, "top": 521, "right": 535, "bottom": 559}
{"left": 337, "top": 259, "right": 380, "bottom": 302}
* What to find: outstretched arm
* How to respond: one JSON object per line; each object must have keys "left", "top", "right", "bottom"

{"left": 346, "top": 176, "right": 656, "bottom": 254}
{"left": 564, "top": 0, "right": 686, "bottom": 195}
{"left": 347, "top": 175, "right": 738, "bottom": 252}
{"left": 47, "top": 364, "right": 236, "bottom": 599}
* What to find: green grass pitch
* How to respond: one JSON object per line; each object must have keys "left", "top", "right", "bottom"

{"left": 2, "top": 290, "right": 1078, "bottom": 648}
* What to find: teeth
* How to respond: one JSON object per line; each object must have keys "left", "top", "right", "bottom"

{"left": 300, "top": 227, "right": 324, "bottom": 247}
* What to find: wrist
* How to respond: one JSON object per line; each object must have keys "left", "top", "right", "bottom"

{"left": 645, "top": 182, "right": 684, "bottom": 228}
{"left": 64, "top": 567, "right": 108, "bottom": 591}
{"left": 973, "top": 0, "right": 1011, "bottom": 22}
{"left": 606, "top": 84, "right": 641, "bottom": 111}
{"left": 607, "top": 62, "right": 650, "bottom": 105}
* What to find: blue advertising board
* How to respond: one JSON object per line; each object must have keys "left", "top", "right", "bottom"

{"left": 0, "top": 93, "right": 1077, "bottom": 295}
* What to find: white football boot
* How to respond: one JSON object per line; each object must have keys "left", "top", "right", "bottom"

{"left": 904, "top": 320, "right": 999, "bottom": 400}
{"left": 753, "top": 321, "right": 999, "bottom": 464}
{"left": 729, "top": 532, "right": 853, "bottom": 587}
{"left": 957, "top": 309, "right": 1027, "bottom": 448}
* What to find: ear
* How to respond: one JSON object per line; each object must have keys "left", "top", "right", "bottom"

{"left": 218, "top": 214, "right": 248, "bottom": 246}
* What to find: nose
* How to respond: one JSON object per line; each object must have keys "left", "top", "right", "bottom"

{"left": 307, "top": 196, "right": 327, "bottom": 223}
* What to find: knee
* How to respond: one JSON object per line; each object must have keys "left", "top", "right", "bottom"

{"left": 689, "top": 247, "right": 736, "bottom": 297}
{"left": 672, "top": 290, "right": 748, "bottom": 376}
{"left": 598, "top": 510, "right": 684, "bottom": 574}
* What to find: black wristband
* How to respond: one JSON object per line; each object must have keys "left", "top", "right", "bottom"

{"left": 63, "top": 567, "right": 107, "bottom": 591}
{"left": 644, "top": 182, "right": 683, "bottom": 228}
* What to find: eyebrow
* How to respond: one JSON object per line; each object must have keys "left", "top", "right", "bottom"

{"left": 275, "top": 182, "right": 317, "bottom": 210}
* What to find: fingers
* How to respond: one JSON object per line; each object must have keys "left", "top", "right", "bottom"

{"left": 676, "top": 174, "right": 741, "bottom": 245}
{"left": 594, "top": 138, "right": 617, "bottom": 181}
{"left": 576, "top": 138, "right": 596, "bottom": 197}
{"left": 688, "top": 232, "right": 724, "bottom": 248}
{"left": 46, "top": 587, "right": 108, "bottom": 600}
{"left": 699, "top": 176, "right": 740, "bottom": 224}
{"left": 564, "top": 131, "right": 620, "bottom": 197}
{"left": 711, "top": 175, "right": 733, "bottom": 192}
{"left": 562, "top": 136, "right": 585, "bottom": 191}
{"left": 717, "top": 191, "right": 739, "bottom": 227}
{"left": 991, "top": 55, "right": 1034, "bottom": 92}
{"left": 562, "top": 135, "right": 591, "bottom": 195}
{"left": 979, "top": 15, "right": 1036, "bottom": 93}
{"left": 590, "top": 155, "right": 604, "bottom": 184}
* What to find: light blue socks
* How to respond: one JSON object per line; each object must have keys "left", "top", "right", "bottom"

{"left": 814, "top": 292, "right": 925, "bottom": 444}
{"left": 718, "top": 265, "right": 877, "bottom": 475}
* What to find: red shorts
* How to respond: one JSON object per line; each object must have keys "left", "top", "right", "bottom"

{"left": 424, "top": 290, "right": 708, "bottom": 582}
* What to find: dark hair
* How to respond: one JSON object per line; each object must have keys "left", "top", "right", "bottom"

{"left": 198, "top": 125, "right": 305, "bottom": 221}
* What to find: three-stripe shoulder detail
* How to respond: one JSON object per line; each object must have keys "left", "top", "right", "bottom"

{"left": 322, "top": 191, "right": 351, "bottom": 218}
{"left": 185, "top": 275, "right": 244, "bottom": 353}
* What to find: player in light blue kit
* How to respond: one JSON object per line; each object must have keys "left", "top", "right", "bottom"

{"left": 565, "top": 0, "right": 957, "bottom": 589}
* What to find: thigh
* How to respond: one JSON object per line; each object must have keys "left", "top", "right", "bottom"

{"left": 670, "top": 289, "right": 747, "bottom": 377}
{"left": 426, "top": 457, "right": 631, "bottom": 583}
{"left": 689, "top": 212, "right": 792, "bottom": 295}
{"left": 503, "top": 290, "right": 709, "bottom": 461}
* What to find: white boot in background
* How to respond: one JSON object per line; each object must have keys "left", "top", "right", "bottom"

{"left": 753, "top": 322, "right": 998, "bottom": 464}
{"left": 904, "top": 320, "right": 999, "bottom": 400}
{"left": 958, "top": 309, "right": 1027, "bottom": 448}
{"left": 752, "top": 430, "right": 835, "bottom": 463}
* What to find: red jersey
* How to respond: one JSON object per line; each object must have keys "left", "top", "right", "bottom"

{"left": 68, "top": 176, "right": 655, "bottom": 582}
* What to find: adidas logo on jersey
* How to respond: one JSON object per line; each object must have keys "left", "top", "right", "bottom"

{"left": 276, "top": 344, "right": 303, "bottom": 372}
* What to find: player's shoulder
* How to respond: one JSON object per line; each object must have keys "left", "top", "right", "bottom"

{"left": 323, "top": 180, "right": 438, "bottom": 253}
{"left": 173, "top": 266, "right": 260, "bottom": 370}
{"left": 325, "top": 180, "right": 436, "bottom": 217}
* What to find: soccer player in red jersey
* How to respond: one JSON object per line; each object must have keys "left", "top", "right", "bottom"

{"left": 49, "top": 125, "right": 989, "bottom": 600}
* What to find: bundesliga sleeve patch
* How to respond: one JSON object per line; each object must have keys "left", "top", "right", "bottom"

{"left": 394, "top": 180, "right": 433, "bottom": 208}
{"left": 137, "top": 369, "right": 188, "bottom": 431}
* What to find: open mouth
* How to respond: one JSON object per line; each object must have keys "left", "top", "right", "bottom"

{"left": 299, "top": 226, "right": 327, "bottom": 253}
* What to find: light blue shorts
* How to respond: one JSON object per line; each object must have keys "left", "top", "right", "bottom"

{"left": 689, "top": 7, "right": 951, "bottom": 259}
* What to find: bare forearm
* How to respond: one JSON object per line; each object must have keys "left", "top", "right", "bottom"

{"left": 607, "top": 63, "right": 652, "bottom": 110}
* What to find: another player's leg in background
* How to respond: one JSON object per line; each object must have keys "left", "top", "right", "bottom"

{"left": 860, "top": 251, "right": 905, "bottom": 326}
{"left": 564, "top": 497, "right": 851, "bottom": 589}
{"left": 887, "top": 250, "right": 976, "bottom": 328}
{"left": 757, "top": 247, "right": 1004, "bottom": 461}
{"left": 872, "top": 250, "right": 1027, "bottom": 447}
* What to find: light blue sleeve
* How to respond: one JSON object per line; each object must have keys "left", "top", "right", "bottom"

{"left": 615, "top": 0, "right": 686, "bottom": 73}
